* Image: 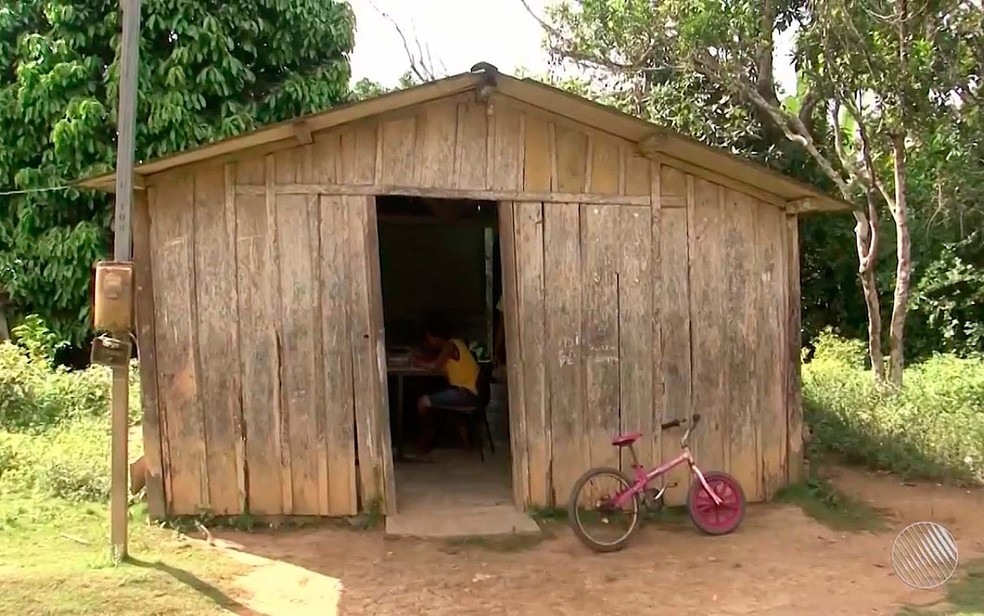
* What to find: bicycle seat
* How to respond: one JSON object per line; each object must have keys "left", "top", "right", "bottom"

{"left": 611, "top": 432, "right": 642, "bottom": 447}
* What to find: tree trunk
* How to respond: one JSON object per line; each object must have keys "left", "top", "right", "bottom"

{"left": 853, "top": 204, "right": 885, "bottom": 381}
{"left": 887, "top": 135, "right": 911, "bottom": 386}
{"left": 0, "top": 307, "right": 8, "bottom": 342}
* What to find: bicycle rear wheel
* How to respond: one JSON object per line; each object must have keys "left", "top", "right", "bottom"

{"left": 567, "top": 467, "right": 641, "bottom": 552}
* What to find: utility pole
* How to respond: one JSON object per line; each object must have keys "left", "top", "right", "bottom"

{"left": 109, "top": 0, "right": 142, "bottom": 562}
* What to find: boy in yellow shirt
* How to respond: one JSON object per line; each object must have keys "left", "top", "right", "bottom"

{"left": 411, "top": 318, "right": 480, "bottom": 456}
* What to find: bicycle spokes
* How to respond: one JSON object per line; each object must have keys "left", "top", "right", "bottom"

{"left": 571, "top": 471, "right": 639, "bottom": 548}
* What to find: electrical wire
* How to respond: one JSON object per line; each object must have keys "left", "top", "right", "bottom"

{"left": 0, "top": 185, "right": 74, "bottom": 197}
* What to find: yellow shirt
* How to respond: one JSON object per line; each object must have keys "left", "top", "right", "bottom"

{"left": 444, "top": 338, "right": 479, "bottom": 394}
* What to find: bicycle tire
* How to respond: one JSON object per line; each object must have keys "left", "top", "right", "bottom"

{"left": 567, "top": 466, "right": 642, "bottom": 553}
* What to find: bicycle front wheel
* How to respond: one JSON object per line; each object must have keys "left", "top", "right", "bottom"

{"left": 567, "top": 467, "right": 641, "bottom": 552}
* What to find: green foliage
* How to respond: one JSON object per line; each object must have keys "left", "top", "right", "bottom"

{"left": 908, "top": 237, "right": 984, "bottom": 358}
{"left": 0, "top": 418, "right": 117, "bottom": 501}
{"left": 349, "top": 77, "right": 388, "bottom": 102}
{"left": 0, "top": 339, "right": 139, "bottom": 432}
{"left": 803, "top": 331, "right": 984, "bottom": 484}
{"left": 11, "top": 313, "right": 67, "bottom": 360}
{"left": 0, "top": 319, "right": 141, "bottom": 500}
{"left": 0, "top": 0, "right": 356, "bottom": 346}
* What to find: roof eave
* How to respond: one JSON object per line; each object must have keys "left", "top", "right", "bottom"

{"left": 77, "top": 71, "right": 483, "bottom": 193}
{"left": 75, "top": 68, "right": 855, "bottom": 214}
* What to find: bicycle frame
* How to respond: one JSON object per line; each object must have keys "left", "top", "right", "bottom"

{"left": 610, "top": 436, "right": 724, "bottom": 509}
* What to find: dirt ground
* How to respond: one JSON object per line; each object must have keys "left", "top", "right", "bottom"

{"left": 206, "top": 466, "right": 984, "bottom": 616}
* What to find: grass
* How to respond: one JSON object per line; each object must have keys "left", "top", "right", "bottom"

{"left": 775, "top": 476, "right": 889, "bottom": 532}
{"left": 0, "top": 490, "right": 251, "bottom": 615}
{"left": 898, "top": 558, "right": 984, "bottom": 615}
{"left": 803, "top": 331, "right": 984, "bottom": 486}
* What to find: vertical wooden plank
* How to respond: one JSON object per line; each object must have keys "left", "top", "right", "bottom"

{"left": 454, "top": 101, "right": 489, "bottom": 189}
{"left": 311, "top": 131, "right": 339, "bottom": 182}
{"left": 543, "top": 202, "right": 583, "bottom": 505}
{"left": 523, "top": 113, "right": 551, "bottom": 192}
{"left": 486, "top": 103, "right": 496, "bottom": 191}
{"left": 348, "top": 196, "right": 379, "bottom": 508}
{"left": 303, "top": 145, "right": 330, "bottom": 517}
{"left": 580, "top": 203, "right": 620, "bottom": 473}
{"left": 660, "top": 166, "right": 692, "bottom": 506}
{"left": 490, "top": 105, "right": 523, "bottom": 190}
{"left": 554, "top": 125, "right": 589, "bottom": 193}
{"left": 364, "top": 199, "right": 397, "bottom": 513}
{"left": 785, "top": 213, "right": 804, "bottom": 484}
{"left": 276, "top": 170, "right": 321, "bottom": 514}
{"left": 149, "top": 172, "right": 206, "bottom": 515}
{"left": 347, "top": 196, "right": 390, "bottom": 510}
{"left": 338, "top": 124, "right": 391, "bottom": 512}
{"left": 193, "top": 166, "right": 243, "bottom": 515}
{"left": 689, "top": 178, "right": 727, "bottom": 477}
{"left": 414, "top": 102, "right": 458, "bottom": 188}
{"left": 339, "top": 124, "right": 378, "bottom": 184}
{"left": 649, "top": 162, "right": 664, "bottom": 485}
{"left": 757, "top": 203, "right": 787, "bottom": 497}
{"left": 724, "top": 189, "right": 761, "bottom": 501}
{"left": 319, "top": 195, "right": 358, "bottom": 516}
{"left": 265, "top": 155, "right": 292, "bottom": 514}
{"left": 133, "top": 188, "right": 165, "bottom": 518}
{"left": 590, "top": 137, "right": 621, "bottom": 195}
{"left": 225, "top": 165, "right": 248, "bottom": 515}
{"left": 499, "top": 201, "right": 530, "bottom": 507}
{"left": 618, "top": 205, "right": 653, "bottom": 472}
{"left": 625, "top": 154, "right": 651, "bottom": 197}
{"left": 235, "top": 157, "right": 283, "bottom": 514}
{"left": 379, "top": 116, "right": 416, "bottom": 185}
{"left": 514, "top": 202, "right": 549, "bottom": 506}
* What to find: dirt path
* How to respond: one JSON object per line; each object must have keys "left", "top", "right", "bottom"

{"left": 206, "top": 467, "right": 984, "bottom": 616}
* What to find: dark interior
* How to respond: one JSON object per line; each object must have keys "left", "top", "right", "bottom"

{"left": 376, "top": 196, "right": 505, "bottom": 455}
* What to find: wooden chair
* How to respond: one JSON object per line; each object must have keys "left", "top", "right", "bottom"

{"left": 430, "top": 363, "right": 495, "bottom": 461}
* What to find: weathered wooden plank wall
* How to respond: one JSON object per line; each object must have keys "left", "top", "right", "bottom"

{"left": 140, "top": 91, "right": 802, "bottom": 517}
{"left": 495, "top": 104, "right": 796, "bottom": 507}
{"left": 146, "top": 148, "right": 391, "bottom": 517}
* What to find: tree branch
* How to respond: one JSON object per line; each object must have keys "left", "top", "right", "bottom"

{"left": 368, "top": 0, "right": 441, "bottom": 82}
{"left": 694, "top": 51, "right": 853, "bottom": 200}
{"left": 517, "top": 0, "right": 660, "bottom": 72}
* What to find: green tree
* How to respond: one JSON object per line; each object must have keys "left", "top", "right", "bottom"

{"left": 0, "top": 0, "right": 356, "bottom": 345}
{"left": 350, "top": 77, "right": 388, "bottom": 102}
{"left": 531, "top": 0, "right": 982, "bottom": 384}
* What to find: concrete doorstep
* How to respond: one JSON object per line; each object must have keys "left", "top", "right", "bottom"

{"left": 384, "top": 505, "right": 541, "bottom": 539}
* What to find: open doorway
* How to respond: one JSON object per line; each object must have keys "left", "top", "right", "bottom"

{"left": 376, "top": 196, "right": 512, "bottom": 513}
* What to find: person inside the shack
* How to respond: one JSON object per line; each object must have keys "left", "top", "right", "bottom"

{"left": 409, "top": 317, "right": 481, "bottom": 460}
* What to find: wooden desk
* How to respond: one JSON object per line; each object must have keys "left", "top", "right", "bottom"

{"left": 387, "top": 359, "right": 442, "bottom": 460}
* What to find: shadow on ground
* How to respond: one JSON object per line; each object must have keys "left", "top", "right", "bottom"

{"left": 129, "top": 557, "right": 268, "bottom": 616}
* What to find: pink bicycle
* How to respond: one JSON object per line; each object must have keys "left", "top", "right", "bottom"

{"left": 567, "top": 414, "right": 746, "bottom": 552}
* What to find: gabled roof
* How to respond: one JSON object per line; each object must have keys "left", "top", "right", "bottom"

{"left": 77, "top": 66, "right": 852, "bottom": 213}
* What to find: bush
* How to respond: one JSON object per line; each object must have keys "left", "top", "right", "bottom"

{"left": 0, "top": 317, "right": 144, "bottom": 502}
{"left": 0, "top": 342, "right": 140, "bottom": 432}
{"left": 803, "top": 329, "right": 984, "bottom": 484}
{"left": 0, "top": 419, "right": 121, "bottom": 501}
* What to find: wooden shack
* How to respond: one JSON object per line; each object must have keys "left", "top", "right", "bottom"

{"left": 80, "top": 65, "right": 850, "bottom": 519}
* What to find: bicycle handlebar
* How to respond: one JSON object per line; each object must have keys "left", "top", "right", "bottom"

{"left": 659, "top": 413, "right": 702, "bottom": 431}
{"left": 660, "top": 414, "right": 702, "bottom": 449}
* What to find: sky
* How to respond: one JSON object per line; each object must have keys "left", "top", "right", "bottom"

{"left": 348, "top": 0, "right": 798, "bottom": 96}
{"left": 349, "top": 0, "right": 554, "bottom": 87}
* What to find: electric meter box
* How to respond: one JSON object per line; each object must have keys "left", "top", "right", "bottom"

{"left": 93, "top": 261, "right": 134, "bottom": 332}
